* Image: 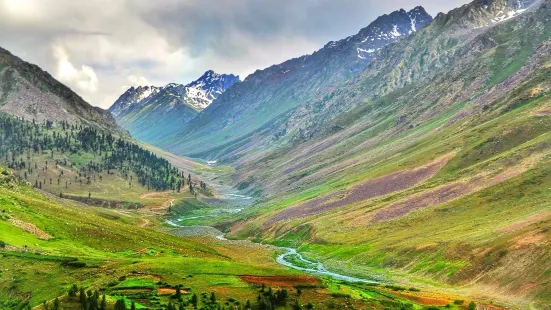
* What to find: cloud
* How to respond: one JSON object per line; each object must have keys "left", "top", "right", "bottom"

{"left": 53, "top": 46, "right": 99, "bottom": 95}
{"left": 0, "top": 0, "right": 470, "bottom": 109}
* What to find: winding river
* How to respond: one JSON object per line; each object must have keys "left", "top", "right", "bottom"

{"left": 166, "top": 220, "right": 377, "bottom": 284}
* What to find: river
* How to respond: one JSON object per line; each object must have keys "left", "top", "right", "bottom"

{"left": 166, "top": 220, "right": 378, "bottom": 284}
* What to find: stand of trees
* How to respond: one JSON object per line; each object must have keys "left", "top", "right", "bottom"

{"left": 0, "top": 113, "right": 205, "bottom": 193}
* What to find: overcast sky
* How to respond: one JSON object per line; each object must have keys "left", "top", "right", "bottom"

{"left": 0, "top": 0, "right": 470, "bottom": 109}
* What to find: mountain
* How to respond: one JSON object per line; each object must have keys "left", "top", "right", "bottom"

{"left": 109, "top": 70, "right": 239, "bottom": 143}
{"left": 0, "top": 47, "right": 119, "bottom": 131}
{"left": 156, "top": 7, "right": 433, "bottom": 155}
{"left": 109, "top": 85, "right": 161, "bottom": 118}
{"left": 206, "top": 0, "right": 551, "bottom": 307}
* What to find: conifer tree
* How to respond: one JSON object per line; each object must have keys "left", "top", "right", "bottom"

{"left": 53, "top": 297, "right": 60, "bottom": 310}
{"left": 100, "top": 294, "right": 107, "bottom": 310}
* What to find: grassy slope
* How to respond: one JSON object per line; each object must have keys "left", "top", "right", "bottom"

{"left": 0, "top": 169, "right": 462, "bottom": 310}
{"left": 220, "top": 70, "right": 551, "bottom": 309}
{"left": 204, "top": 10, "right": 551, "bottom": 308}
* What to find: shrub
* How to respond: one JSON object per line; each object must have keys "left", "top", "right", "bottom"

{"left": 62, "top": 261, "right": 86, "bottom": 268}
{"left": 468, "top": 301, "right": 477, "bottom": 310}
{"left": 384, "top": 285, "right": 406, "bottom": 291}
{"left": 0, "top": 241, "right": 6, "bottom": 248}
{"left": 453, "top": 300, "right": 465, "bottom": 305}
{"left": 330, "top": 293, "right": 351, "bottom": 298}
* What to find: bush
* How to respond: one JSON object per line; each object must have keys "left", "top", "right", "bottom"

{"left": 468, "top": 301, "right": 477, "bottom": 310}
{"left": 453, "top": 300, "right": 464, "bottom": 305}
{"left": 0, "top": 241, "right": 5, "bottom": 248}
{"left": 384, "top": 285, "right": 406, "bottom": 291}
{"left": 330, "top": 293, "right": 351, "bottom": 298}
{"left": 62, "top": 261, "right": 86, "bottom": 268}
{"left": 1, "top": 170, "right": 9, "bottom": 176}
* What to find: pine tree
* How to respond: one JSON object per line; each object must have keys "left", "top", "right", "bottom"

{"left": 79, "top": 287, "right": 87, "bottom": 305}
{"left": 191, "top": 293, "right": 198, "bottom": 309}
{"left": 100, "top": 294, "right": 107, "bottom": 310}
{"left": 68, "top": 283, "right": 78, "bottom": 297}
{"left": 114, "top": 299, "right": 126, "bottom": 310}
{"left": 53, "top": 297, "right": 60, "bottom": 310}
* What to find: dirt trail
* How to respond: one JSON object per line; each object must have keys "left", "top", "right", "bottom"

{"left": 137, "top": 191, "right": 176, "bottom": 215}
{"left": 139, "top": 217, "right": 151, "bottom": 228}
{"left": 139, "top": 191, "right": 172, "bottom": 199}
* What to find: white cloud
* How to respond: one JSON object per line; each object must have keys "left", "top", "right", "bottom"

{"left": 127, "top": 75, "right": 152, "bottom": 87}
{"left": 53, "top": 45, "right": 99, "bottom": 96}
{"left": 0, "top": 0, "right": 470, "bottom": 109}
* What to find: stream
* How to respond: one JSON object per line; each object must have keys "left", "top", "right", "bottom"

{"left": 165, "top": 220, "right": 377, "bottom": 284}
{"left": 164, "top": 159, "right": 377, "bottom": 284}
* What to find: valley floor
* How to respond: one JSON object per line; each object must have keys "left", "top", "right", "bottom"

{"left": 1, "top": 146, "right": 501, "bottom": 310}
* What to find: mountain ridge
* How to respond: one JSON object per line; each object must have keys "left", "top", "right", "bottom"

{"left": 155, "top": 6, "right": 433, "bottom": 155}
{"left": 0, "top": 47, "right": 119, "bottom": 131}
{"left": 109, "top": 70, "right": 240, "bottom": 143}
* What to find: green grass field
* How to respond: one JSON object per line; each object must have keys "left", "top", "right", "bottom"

{"left": 0, "top": 165, "right": 466, "bottom": 309}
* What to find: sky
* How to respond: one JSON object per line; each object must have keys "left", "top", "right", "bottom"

{"left": 0, "top": 0, "right": 470, "bottom": 109}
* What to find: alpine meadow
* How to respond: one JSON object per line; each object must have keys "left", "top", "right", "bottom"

{"left": 1, "top": 0, "right": 551, "bottom": 309}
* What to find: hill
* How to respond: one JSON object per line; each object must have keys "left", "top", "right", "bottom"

{"left": 0, "top": 47, "right": 119, "bottom": 132}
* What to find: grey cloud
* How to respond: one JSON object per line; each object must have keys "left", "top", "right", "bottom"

{"left": 0, "top": 0, "right": 470, "bottom": 109}
{"left": 140, "top": 0, "right": 468, "bottom": 58}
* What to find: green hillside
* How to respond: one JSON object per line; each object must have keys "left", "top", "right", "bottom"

{"left": 153, "top": 1, "right": 551, "bottom": 308}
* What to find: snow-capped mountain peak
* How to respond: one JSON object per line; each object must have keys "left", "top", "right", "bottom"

{"left": 353, "top": 6, "right": 432, "bottom": 60}
{"left": 108, "top": 85, "right": 160, "bottom": 118}
{"left": 184, "top": 71, "right": 240, "bottom": 109}
{"left": 108, "top": 71, "right": 240, "bottom": 120}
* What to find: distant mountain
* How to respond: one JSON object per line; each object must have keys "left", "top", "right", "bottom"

{"left": 0, "top": 47, "right": 119, "bottom": 131}
{"left": 109, "top": 70, "right": 239, "bottom": 143}
{"left": 109, "top": 85, "right": 161, "bottom": 118}
{"left": 156, "top": 7, "right": 433, "bottom": 156}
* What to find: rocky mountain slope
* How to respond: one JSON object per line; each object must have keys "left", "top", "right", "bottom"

{"left": 205, "top": 0, "right": 551, "bottom": 307}
{"left": 0, "top": 47, "right": 119, "bottom": 131}
{"left": 109, "top": 70, "right": 239, "bottom": 143}
{"left": 157, "top": 7, "right": 433, "bottom": 155}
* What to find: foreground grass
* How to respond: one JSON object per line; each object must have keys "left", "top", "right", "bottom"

{"left": 0, "top": 171, "right": 458, "bottom": 309}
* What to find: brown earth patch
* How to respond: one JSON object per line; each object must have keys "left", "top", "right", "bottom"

{"left": 390, "top": 292, "right": 451, "bottom": 306}
{"left": 513, "top": 233, "right": 546, "bottom": 249}
{"left": 266, "top": 155, "right": 452, "bottom": 225}
{"left": 9, "top": 218, "right": 53, "bottom": 240}
{"left": 239, "top": 275, "right": 321, "bottom": 287}
{"left": 416, "top": 243, "right": 439, "bottom": 251}
{"left": 372, "top": 180, "right": 472, "bottom": 222}
{"left": 157, "top": 288, "right": 189, "bottom": 295}
{"left": 535, "top": 107, "right": 551, "bottom": 116}
{"left": 519, "top": 282, "right": 539, "bottom": 295}
{"left": 496, "top": 211, "right": 551, "bottom": 233}
{"left": 372, "top": 154, "right": 540, "bottom": 223}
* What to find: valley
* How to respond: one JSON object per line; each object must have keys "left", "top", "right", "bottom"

{"left": 2, "top": 0, "right": 551, "bottom": 309}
